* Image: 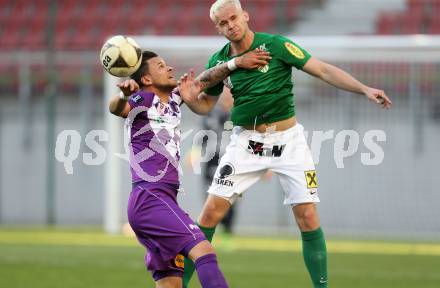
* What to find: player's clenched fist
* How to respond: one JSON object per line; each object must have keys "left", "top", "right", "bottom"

{"left": 117, "top": 79, "right": 140, "bottom": 96}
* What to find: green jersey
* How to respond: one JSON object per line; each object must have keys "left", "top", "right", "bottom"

{"left": 205, "top": 32, "right": 311, "bottom": 126}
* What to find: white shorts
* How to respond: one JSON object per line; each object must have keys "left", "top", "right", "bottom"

{"left": 207, "top": 123, "right": 319, "bottom": 206}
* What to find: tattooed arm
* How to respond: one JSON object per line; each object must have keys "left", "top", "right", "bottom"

{"left": 196, "top": 62, "right": 231, "bottom": 92}
{"left": 196, "top": 48, "right": 271, "bottom": 91}
{"left": 179, "top": 49, "right": 271, "bottom": 115}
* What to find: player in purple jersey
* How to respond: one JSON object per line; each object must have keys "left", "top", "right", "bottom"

{"left": 108, "top": 50, "right": 271, "bottom": 288}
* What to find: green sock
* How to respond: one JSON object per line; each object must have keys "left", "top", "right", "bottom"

{"left": 182, "top": 224, "right": 216, "bottom": 288}
{"left": 301, "top": 227, "right": 328, "bottom": 288}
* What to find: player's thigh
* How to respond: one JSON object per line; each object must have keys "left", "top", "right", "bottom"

{"left": 155, "top": 276, "right": 182, "bottom": 288}
{"left": 207, "top": 127, "right": 268, "bottom": 199}
{"left": 275, "top": 168, "right": 320, "bottom": 205}
{"left": 271, "top": 127, "right": 320, "bottom": 205}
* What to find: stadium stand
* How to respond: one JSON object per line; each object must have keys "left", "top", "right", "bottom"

{"left": 1, "top": 0, "right": 438, "bottom": 51}
{"left": 377, "top": 0, "right": 440, "bottom": 34}
{"left": 0, "top": 0, "right": 304, "bottom": 51}
{"left": 0, "top": 0, "right": 306, "bottom": 95}
{"left": 1, "top": 0, "right": 438, "bottom": 97}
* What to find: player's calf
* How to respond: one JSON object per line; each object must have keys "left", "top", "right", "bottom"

{"left": 187, "top": 240, "right": 228, "bottom": 288}
{"left": 293, "top": 203, "right": 328, "bottom": 287}
{"left": 156, "top": 276, "right": 182, "bottom": 288}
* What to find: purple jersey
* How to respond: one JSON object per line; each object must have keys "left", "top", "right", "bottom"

{"left": 126, "top": 90, "right": 182, "bottom": 186}
{"left": 124, "top": 91, "right": 207, "bottom": 279}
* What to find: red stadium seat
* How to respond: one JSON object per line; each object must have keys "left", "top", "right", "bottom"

{"left": 0, "top": 31, "right": 21, "bottom": 50}
{"left": 22, "top": 18, "right": 47, "bottom": 50}
{"left": 377, "top": 0, "right": 440, "bottom": 35}
{"left": 55, "top": 31, "right": 72, "bottom": 50}
{"left": 401, "top": 13, "right": 426, "bottom": 34}
{"left": 377, "top": 13, "right": 396, "bottom": 35}
{"left": 428, "top": 17, "right": 440, "bottom": 34}
{"left": 71, "top": 26, "right": 100, "bottom": 50}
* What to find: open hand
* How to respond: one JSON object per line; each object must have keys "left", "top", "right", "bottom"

{"left": 178, "top": 69, "right": 201, "bottom": 103}
{"left": 235, "top": 48, "right": 272, "bottom": 70}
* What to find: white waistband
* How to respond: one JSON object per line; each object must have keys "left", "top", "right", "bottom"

{"left": 233, "top": 123, "right": 304, "bottom": 144}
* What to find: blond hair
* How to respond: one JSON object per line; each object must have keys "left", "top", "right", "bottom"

{"left": 210, "top": 0, "right": 243, "bottom": 22}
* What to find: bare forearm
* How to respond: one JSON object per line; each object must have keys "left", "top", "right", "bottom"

{"left": 195, "top": 63, "right": 231, "bottom": 91}
{"left": 109, "top": 96, "right": 128, "bottom": 115}
{"left": 320, "top": 63, "right": 367, "bottom": 95}
{"left": 185, "top": 95, "right": 216, "bottom": 115}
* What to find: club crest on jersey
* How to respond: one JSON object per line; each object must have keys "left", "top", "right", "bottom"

{"left": 223, "top": 76, "right": 233, "bottom": 89}
{"left": 285, "top": 42, "right": 305, "bottom": 59}
{"left": 257, "top": 43, "right": 270, "bottom": 73}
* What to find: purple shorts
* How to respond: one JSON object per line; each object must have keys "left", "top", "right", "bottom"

{"left": 127, "top": 182, "right": 206, "bottom": 281}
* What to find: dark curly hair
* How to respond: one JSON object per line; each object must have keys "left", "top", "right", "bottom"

{"left": 130, "top": 51, "right": 158, "bottom": 87}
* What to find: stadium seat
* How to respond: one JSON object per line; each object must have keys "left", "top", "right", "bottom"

{"left": 377, "top": 0, "right": 440, "bottom": 35}
{"left": 428, "top": 17, "right": 440, "bottom": 34}
{"left": 401, "top": 13, "right": 426, "bottom": 34}
{"left": 22, "top": 18, "right": 47, "bottom": 50}
{"left": 377, "top": 13, "right": 396, "bottom": 35}
{"left": 0, "top": 24, "right": 22, "bottom": 50}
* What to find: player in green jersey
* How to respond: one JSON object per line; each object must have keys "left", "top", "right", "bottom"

{"left": 178, "top": 1, "right": 392, "bottom": 287}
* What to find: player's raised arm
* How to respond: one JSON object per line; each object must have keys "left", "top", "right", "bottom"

{"left": 178, "top": 69, "right": 219, "bottom": 115}
{"left": 179, "top": 49, "right": 271, "bottom": 115}
{"left": 108, "top": 79, "right": 140, "bottom": 118}
{"left": 196, "top": 48, "right": 271, "bottom": 92}
{"left": 303, "top": 57, "right": 392, "bottom": 109}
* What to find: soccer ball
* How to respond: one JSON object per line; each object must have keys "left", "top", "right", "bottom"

{"left": 100, "top": 35, "right": 142, "bottom": 77}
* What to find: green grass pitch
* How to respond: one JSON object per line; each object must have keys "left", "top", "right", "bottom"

{"left": 0, "top": 228, "right": 439, "bottom": 287}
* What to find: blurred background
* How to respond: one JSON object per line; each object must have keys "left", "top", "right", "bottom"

{"left": 1, "top": 0, "right": 439, "bottom": 287}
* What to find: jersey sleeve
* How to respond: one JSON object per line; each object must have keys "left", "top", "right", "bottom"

{"left": 203, "top": 56, "right": 224, "bottom": 97}
{"left": 274, "top": 35, "right": 311, "bottom": 70}
{"left": 128, "top": 92, "right": 154, "bottom": 108}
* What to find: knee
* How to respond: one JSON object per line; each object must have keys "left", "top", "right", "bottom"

{"left": 295, "top": 206, "right": 320, "bottom": 231}
{"left": 198, "top": 209, "right": 220, "bottom": 228}
{"left": 188, "top": 240, "right": 216, "bottom": 262}
{"left": 198, "top": 201, "right": 227, "bottom": 227}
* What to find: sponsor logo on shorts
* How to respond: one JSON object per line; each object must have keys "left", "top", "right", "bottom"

{"left": 218, "top": 163, "right": 234, "bottom": 179}
{"left": 174, "top": 254, "right": 185, "bottom": 269}
{"left": 248, "top": 140, "right": 286, "bottom": 157}
{"left": 189, "top": 224, "right": 200, "bottom": 230}
{"left": 214, "top": 163, "right": 235, "bottom": 187}
{"left": 305, "top": 170, "right": 318, "bottom": 189}
{"left": 215, "top": 178, "right": 234, "bottom": 187}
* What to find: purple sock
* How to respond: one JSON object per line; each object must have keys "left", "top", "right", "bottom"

{"left": 194, "top": 254, "right": 228, "bottom": 288}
